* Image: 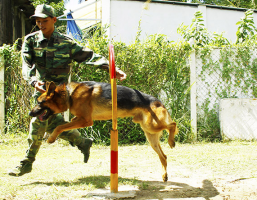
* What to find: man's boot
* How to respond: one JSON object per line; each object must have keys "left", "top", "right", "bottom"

{"left": 77, "top": 138, "right": 93, "bottom": 163}
{"left": 8, "top": 159, "right": 33, "bottom": 177}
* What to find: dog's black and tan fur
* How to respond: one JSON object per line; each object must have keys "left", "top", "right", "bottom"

{"left": 29, "top": 81, "right": 178, "bottom": 182}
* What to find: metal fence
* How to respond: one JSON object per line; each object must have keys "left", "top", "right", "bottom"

{"left": 2, "top": 46, "right": 257, "bottom": 141}
{"left": 191, "top": 47, "right": 257, "bottom": 140}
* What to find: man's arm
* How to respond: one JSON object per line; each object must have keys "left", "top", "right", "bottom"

{"left": 21, "top": 38, "right": 37, "bottom": 86}
{"left": 71, "top": 44, "right": 127, "bottom": 81}
{"left": 21, "top": 37, "right": 46, "bottom": 93}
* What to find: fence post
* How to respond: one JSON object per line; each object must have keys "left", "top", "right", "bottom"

{"left": 189, "top": 46, "right": 197, "bottom": 139}
{"left": 64, "top": 64, "right": 72, "bottom": 122}
{"left": 0, "top": 48, "right": 5, "bottom": 135}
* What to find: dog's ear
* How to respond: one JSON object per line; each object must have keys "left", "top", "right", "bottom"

{"left": 46, "top": 81, "right": 56, "bottom": 96}
{"left": 61, "top": 83, "right": 66, "bottom": 91}
{"left": 45, "top": 82, "right": 51, "bottom": 91}
{"left": 55, "top": 83, "right": 66, "bottom": 95}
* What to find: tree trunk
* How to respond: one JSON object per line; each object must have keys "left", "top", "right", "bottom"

{"left": 0, "top": 0, "right": 13, "bottom": 46}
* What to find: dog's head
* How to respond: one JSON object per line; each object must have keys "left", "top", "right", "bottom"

{"left": 29, "top": 81, "right": 67, "bottom": 121}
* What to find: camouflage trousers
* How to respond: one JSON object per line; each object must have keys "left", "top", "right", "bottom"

{"left": 23, "top": 113, "right": 83, "bottom": 163}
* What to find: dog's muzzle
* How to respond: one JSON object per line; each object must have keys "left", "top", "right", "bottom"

{"left": 29, "top": 106, "right": 54, "bottom": 121}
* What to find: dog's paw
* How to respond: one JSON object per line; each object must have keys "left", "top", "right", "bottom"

{"left": 162, "top": 173, "right": 168, "bottom": 182}
{"left": 168, "top": 140, "right": 176, "bottom": 148}
{"left": 47, "top": 136, "right": 56, "bottom": 144}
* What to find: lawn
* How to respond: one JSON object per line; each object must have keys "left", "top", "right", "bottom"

{"left": 1, "top": 135, "right": 257, "bottom": 199}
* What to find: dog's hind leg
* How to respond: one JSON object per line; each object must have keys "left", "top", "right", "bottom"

{"left": 167, "top": 122, "right": 178, "bottom": 149}
{"left": 146, "top": 103, "right": 178, "bottom": 149}
{"left": 144, "top": 131, "right": 168, "bottom": 182}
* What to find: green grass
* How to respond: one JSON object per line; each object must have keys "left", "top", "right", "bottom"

{"left": 1, "top": 134, "right": 257, "bottom": 199}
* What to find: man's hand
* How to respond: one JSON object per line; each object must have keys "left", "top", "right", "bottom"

{"left": 35, "top": 81, "right": 46, "bottom": 93}
{"left": 116, "top": 69, "right": 127, "bottom": 81}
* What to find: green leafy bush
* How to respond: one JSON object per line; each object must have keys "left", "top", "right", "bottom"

{"left": 1, "top": 43, "right": 34, "bottom": 135}
{"left": 2, "top": 29, "right": 193, "bottom": 144}
{"left": 72, "top": 28, "right": 193, "bottom": 144}
{"left": 4, "top": 9, "right": 257, "bottom": 143}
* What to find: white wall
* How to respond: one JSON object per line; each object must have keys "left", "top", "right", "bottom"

{"left": 220, "top": 99, "right": 257, "bottom": 140}
{"left": 102, "top": 0, "right": 257, "bottom": 44}
{"left": 205, "top": 7, "right": 252, "bottom": 43}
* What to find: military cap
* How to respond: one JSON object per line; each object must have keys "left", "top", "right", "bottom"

{"left": 30, "top": 4, "right": 56, "bottom": 18}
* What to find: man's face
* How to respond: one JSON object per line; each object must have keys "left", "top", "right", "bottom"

{"left": 35, "top": 17, "right": 56, "bottom": 37}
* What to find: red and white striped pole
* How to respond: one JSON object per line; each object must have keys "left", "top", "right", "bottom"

{"left": 109, "top": 44, "right": 118, "bottom": 193}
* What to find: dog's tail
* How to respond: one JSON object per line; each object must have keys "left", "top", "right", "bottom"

{"left": 167, "top": 121, "right": 178, "bottom": 148}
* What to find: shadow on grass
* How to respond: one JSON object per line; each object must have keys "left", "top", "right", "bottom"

{"left": 26, "top": 176, "right": 219, "bottom": 199}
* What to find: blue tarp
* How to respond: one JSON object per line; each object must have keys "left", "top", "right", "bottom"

{"left": 66, "top": 13, "right": 82, "bottom": 41}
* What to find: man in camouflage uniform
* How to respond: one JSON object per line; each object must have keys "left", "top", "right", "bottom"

{"left": 8, "top": 4, "right": 127, "bottom": 176}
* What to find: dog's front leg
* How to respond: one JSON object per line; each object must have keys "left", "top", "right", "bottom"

{"left": 47, "top": 126, "right": 63, "bottom": 143}
{"left": 47, "top": 117, "right": 93, "bottom": 144}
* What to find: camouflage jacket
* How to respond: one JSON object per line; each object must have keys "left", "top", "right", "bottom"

{"left": 22, "top": 29, "right": 108, "bottom": 85}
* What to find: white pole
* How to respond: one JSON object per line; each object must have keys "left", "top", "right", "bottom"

{"left": 64, "top": 64, "right": 72, "bottom": 122}
{"left": 0, "top": 48, "right": 5, "bottom": 135}
{"left": 189, "top": 42, "right": 197, "bottom": 139}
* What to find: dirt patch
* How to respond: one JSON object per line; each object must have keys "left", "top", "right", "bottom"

{"left": 132, "top": 177, "right": 257, "bottom": 200}
{"left": 2, "top": 142, "right": 257, "bottom": 200}
{"left": 84, "top": 169, "right": 257, "bottom": 199}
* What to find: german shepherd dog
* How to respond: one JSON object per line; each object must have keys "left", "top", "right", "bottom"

{"left": 29, "top": 81, "right": 178, "bottom": 182}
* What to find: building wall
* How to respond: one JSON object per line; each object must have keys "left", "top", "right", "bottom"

{"left": 205, "top": 6, "right": 251, "bottom": 43}
{"left": 0, "top": 0, "right": 13, "bottom": 45}
{"left": 0, "top": 0, "right": 34, "bottom": 46}
{"left": 102, "top": 0, "right": 257, "bottom": 44}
